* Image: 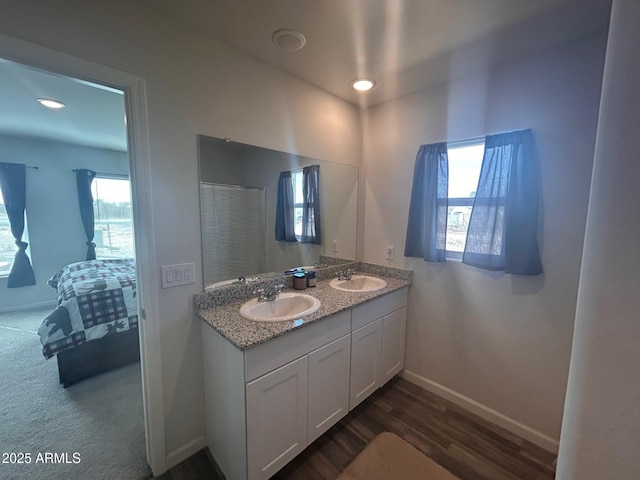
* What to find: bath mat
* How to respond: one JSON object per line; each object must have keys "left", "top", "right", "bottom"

{"left": 337, "top": 432, "right": 461, "bottom": 480}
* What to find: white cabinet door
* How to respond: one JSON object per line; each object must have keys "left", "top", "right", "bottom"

{"left": 246, "top": 356, "right": 308, "bottom": 480}
{"left": 308, "top": 334, "right": 351, "bottom": 443}
{"left": 381, "top": 306, "right": 406, "bottom": 385}
{"left": 349, "top": 319, "right": 382, "bottom": 410}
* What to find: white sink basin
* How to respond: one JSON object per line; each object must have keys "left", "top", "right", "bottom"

{"left": 329, "top": 275, "right": 387, "bottom": 293}
{"left": 239, "top": 292, "right": 321, "bottom": 322}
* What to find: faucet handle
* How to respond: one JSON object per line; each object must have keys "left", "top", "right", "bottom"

{"left": 339, "top": 268, "right": 355, "bottom": 280}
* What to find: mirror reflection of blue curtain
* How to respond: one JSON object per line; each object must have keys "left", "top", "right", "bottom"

{"left": 404, "top": 143, "right": 449, "bottom": 261}
{"left": 275, "top": 171, "right": 297, "bottom": 242}
{"left": 76, "top": 169, "right": 97, "bottom": 260}
{"left": 0, "top": 162, "right": 36, "bottom": 287}
{"left": 301, "top": 165, "right": 321, "bottom": 244}
{"left": 463, "top": 129, "right": 543, "bottom": 274}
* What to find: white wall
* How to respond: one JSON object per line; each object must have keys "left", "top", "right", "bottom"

{"left": 362, "top": 34, "right": 607, "bottom": 447}
{"left": 0, "top": 0, "right": 362, "bottom": 467}
{"left": 0, "top": 135, "right": 129, "bottom": 311}
{"left": 557, "top": 0, "right": 640, "bottom": 477}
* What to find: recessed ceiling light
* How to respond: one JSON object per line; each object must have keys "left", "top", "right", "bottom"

{"left": 272, "top": 29, "right": 306, "bottom": 51}
{"left": 37, "top": 98, "right": 66, "bottom": 109}
{"left": 351, "top": 79, "right": 376, "bottom": 92}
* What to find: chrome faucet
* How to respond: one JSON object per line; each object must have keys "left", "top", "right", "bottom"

{"left": 256, "top": 283, "right": 284, "bottom": 302}
{"left": 338, "top": 268, "right": 356, "bottom": 281}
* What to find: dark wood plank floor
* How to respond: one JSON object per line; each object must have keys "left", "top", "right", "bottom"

{"left": 154, "top": 377, "right": 556, "bottom": 480}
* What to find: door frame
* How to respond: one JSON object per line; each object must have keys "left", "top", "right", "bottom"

{"left": 0, "top": 33, "right": 166, "bottom": 474}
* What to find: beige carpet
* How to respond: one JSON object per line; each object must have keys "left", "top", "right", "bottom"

{"left": 0, "top": 307, "right": 150, "bottom": 480}
{"left": 338, "top": 432, "right": 461, "bottom": 480}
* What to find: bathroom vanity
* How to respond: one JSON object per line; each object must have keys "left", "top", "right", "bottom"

{"left": 196, "top": 265, "right": 411, "bottom": 480}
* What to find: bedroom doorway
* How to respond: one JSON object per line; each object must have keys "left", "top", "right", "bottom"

{"left": 0, "top": 43, "right": 161, "bottom": 477}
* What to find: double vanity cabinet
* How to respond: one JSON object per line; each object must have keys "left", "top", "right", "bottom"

{"left": 201, "top": 283, "right": 408, "bottom": 480}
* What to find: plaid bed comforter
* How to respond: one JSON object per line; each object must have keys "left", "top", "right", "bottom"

{"left": 37, "top": 258, "right": 138, "bottom": 359}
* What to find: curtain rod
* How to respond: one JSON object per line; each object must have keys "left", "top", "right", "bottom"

{"left": 200, "top": 181, "right": 265, "bottom": 191}
{"left": 447, "top": 135, "right": 486, "bottom": 146}
{"left": 442, "top": 128, "right": 532, "bottom": 147}
{"left": 72, "top": 169, "right": 128, "bottom": 179}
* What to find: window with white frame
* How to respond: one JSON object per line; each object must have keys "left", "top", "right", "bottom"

{"left": 0, "top": 189, "right": 14, "bottom": 275}
{"left": 291, "top": 169, "right": 304, "bottom": 240}
{"left": 445, "top": 141, "right": 484, "bottom": 259}
{"left": 91, "top": 176, "right": 135, "bottom": 259}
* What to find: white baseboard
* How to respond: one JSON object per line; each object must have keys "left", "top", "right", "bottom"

{"left": 0, "top": 301, "right": 56, "bottom": 314}
{"left": 165, "top": 435, "right": 208, "bottom": 471}
{"left": 400, "top": 369, "right": 559, "bottom": 454}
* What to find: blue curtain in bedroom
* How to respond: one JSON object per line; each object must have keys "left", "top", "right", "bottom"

{"left": 0, "top": 162, "right": 36, "bottom": 287}
{"left": 404, "top": 142, "right": 449, "bottom": 262}
{"left": 463, "top": 129, "right": 543, "bottom": 274}
{"left": 301, "top": 165, "right": 321, "bottom": 244}
{"left": 275, "top": 170, "right": 297, "bottom": 242}
{"left": 76, "top": 169, "right": 97, "bottom": 260}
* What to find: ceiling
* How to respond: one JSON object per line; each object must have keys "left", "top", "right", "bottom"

{"left": 0, "top": 59, "right": 128, "bottom": 151}
{"left": 0, "top": 0, "right": 611, "bottom": 151}
{"left": 148, "top": 0, "right": 612, "bottom": 107}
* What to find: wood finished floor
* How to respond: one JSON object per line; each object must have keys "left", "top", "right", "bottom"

{"left": 154, "top": 377, "right": 557, "bottom": 480}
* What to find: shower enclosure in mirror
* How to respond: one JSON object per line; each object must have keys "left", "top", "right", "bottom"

{"left": 198, "top": 135, "right": 358, "bottom": 289}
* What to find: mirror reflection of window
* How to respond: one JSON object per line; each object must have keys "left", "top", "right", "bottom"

{"left": 292, "top": 170, "right": 304, "bottom": 239}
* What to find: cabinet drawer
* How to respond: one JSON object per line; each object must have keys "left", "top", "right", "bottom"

{"left": 351, "top": 287, "right": 407, "bottom": 331}
{"left": 245, "top": 309, "right": 351, "bottom": 382}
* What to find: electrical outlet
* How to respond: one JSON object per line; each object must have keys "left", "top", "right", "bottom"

{"left": 161, "top": 263, "right": 196, "bottom": 288}
{"left": 183, "top": 264, "right": 193, "bottom": 282}
{"left": 332, "top": 239, "right": 339, "bottom": 252}
{"left": 385, "top": 245, "right": 395, "bottom": 261}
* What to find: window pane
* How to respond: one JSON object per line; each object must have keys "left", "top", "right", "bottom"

{"left": 91, "top": 177, "right": 135, "bottom": 259}
{"left": 294, "top": 207, "right": 303, "bottom": 237}
{"left": 446, "top": 143, "right": 484, "bottom": 254}
{"left": 292, "top": 171, "right": 304, "bottom": 239}
{"left": 0, "top": 190, "right": 13, "bottom": 275}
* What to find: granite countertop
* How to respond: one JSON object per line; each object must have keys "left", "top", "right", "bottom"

{"left": 198, "top": 268, "right": 411, "bottom": 351}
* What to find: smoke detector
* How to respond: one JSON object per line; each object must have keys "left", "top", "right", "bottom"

{"left": 272, "top": 29, "right": 307, "bottom": 51}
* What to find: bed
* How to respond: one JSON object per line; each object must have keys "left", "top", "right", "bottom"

{"left": 37, "top": 258, "right": 140, "bottom": 387}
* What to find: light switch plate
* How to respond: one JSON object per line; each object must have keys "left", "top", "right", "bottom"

{"left": 385, "top": 245, "right": 395, "bottom": 261}
{"left": 161, "top": 263, "right": 196, "bottom": 288}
